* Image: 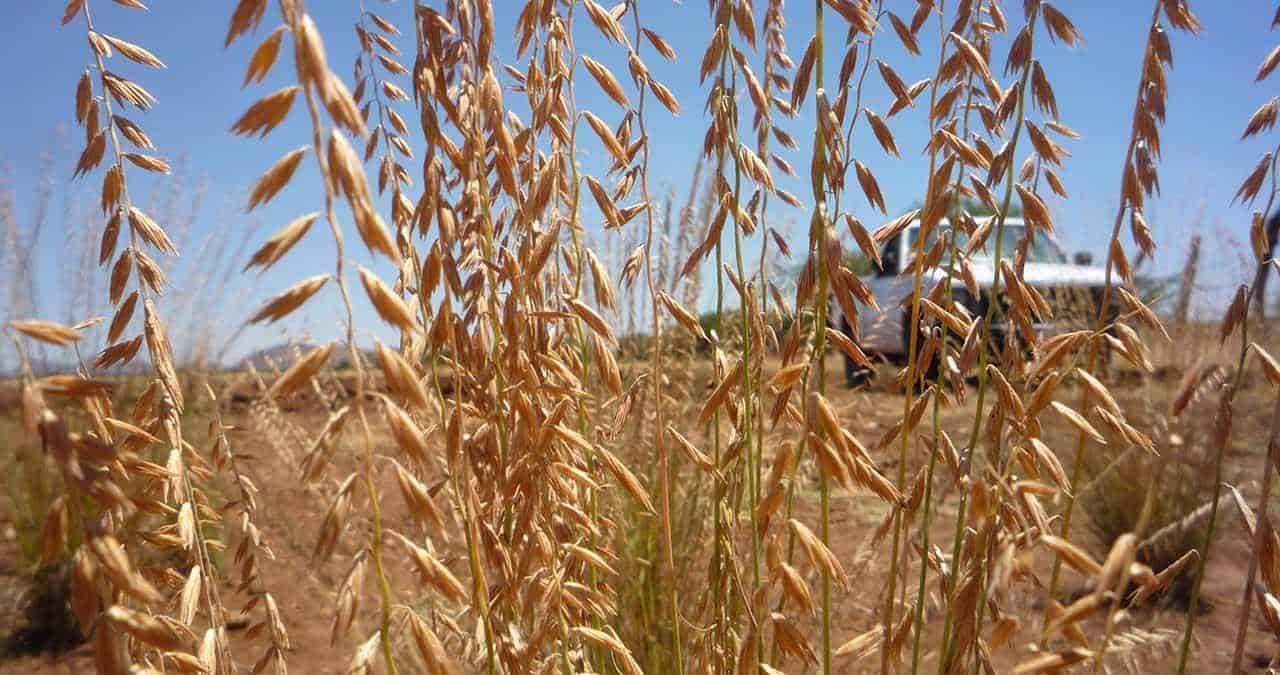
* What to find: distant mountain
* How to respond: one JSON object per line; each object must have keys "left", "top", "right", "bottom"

{"left": 234, "top": 342, "right": 376, "bottom": 372}
{"left": 235, "top": 342, "right": 317, "bottom": 371}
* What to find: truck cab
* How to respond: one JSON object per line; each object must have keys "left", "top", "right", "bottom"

{"left": 836, "top": 217, "right": 1109, "bottom": 386}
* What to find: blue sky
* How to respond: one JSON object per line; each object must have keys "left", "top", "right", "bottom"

{"left": 0, "top": 1, "right": 1274, "bottom": 366}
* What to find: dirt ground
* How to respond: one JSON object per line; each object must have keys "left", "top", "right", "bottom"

{"left": 1, "top": 346, "right": 1277, "bottom": 673}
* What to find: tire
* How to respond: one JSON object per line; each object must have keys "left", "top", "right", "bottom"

{"left": 903, "top": 310, "right": 941, "bottom": 388}
{"left": 841, "top": 316, "right": 873, "bottom": 388}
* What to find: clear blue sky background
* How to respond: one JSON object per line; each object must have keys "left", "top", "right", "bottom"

{"left": 0, "top": 1, "right": 1274, "bottom": 367}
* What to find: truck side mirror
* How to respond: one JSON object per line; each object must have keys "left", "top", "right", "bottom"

{"left": 1073, "top": 251, "right": 1093, "bottom": 265}
{"left": 877, "top": 237, "right": 900, "bottom": 277}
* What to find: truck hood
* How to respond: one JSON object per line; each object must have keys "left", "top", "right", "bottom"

{"left": 926, "top": 261, "right": 1109, "bottom": 288}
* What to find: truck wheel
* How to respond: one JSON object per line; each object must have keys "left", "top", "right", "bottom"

{"left": 841, "top": 316, "right": 873, "bottom": 388}
{"left": 904, "top": 312, "right": 943, "bottom": 389}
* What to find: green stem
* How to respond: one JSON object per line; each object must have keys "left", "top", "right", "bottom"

{"left": 707, "top": 3, "right": 732, "bottom": 666}
{"left": 810, "top": 1, "right": 833, "bottom": 672}
{"left": 721, "top": 19, "right": 762, "bottom": 658}
{"left": 911, "top": 43, "right": 980, "bottom": 666}
{"left": 630, "top": 3, "right": 684, "bottom": 671}
{"left": 884, "top": 2, "right": 952, "bottom": 670}
{"left": 764, "top": 4, "right": 879, "bottom": 666}
{"left": 937, "top": 6, "right": 1041, "bottom": 670}
{"left": 1177, "top": 145, "right": 1280, "bottom": 673}
{"left": 1229, "top": 391, "right": 1280, "bottom": 673}
{"left": 558, "top": 4, "right": 607, "bottom": 666}
{"left": 1040, "top": 10, "right": 1164, "bottom": 649}
{"left": 445, "top": 285, "right": 500, "bottom": 675}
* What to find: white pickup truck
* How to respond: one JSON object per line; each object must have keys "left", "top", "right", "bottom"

{"left": 833, "top": 218, "right": 1110, "bottom": 386}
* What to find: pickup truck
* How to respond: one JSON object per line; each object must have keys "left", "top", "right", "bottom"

{"left": 833, "top": 218, "right": 1109, "bottom": 387}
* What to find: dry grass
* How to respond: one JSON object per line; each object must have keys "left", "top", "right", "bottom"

{"left": 6, "top": 0, "right": 1280, "bottom": 674}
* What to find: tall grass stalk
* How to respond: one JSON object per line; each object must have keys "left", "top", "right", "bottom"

{"left": 937, "top": 4, "right": 1045, "bottom": 669}
{"left": 295, "top": 30, "right": 401, "bottom": 675}
{"left": 1041, "top": 9, "right": 1169, "bottom": 648}
{"left": 806, "top": 0, "right": 834, "bottom": 669}
{"left": 559, "top": 4, "right": 609, "bottom": 666}
{"left": 1230, "top": 392, "right": 1280, "bottom": 672}
{"left": 884, "top": 1, "right": 951, "bottom": 670}
{"left": 1178, "top": 146, "right": 1280, "bottom": 672}
{"left": 911, "top": 48, "right": 981, "bottom": 675}
{"left": 632, "top": 1, "right": 685, "bottom": 670}
{"left": 1224, "top": 18, "right": 1280, "bottom": 670}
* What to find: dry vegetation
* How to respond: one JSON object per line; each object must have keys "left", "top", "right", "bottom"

{"left": 4, "top": 0, "right": 1280, "bottom": 673}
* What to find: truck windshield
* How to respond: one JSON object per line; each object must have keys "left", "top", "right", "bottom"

{"left": 910, "top": 224, "right": 1067, "bottom": 264}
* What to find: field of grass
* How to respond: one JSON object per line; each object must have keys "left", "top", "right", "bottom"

{"left": 3, "top": 321, "right": 1279, "bottom": 673}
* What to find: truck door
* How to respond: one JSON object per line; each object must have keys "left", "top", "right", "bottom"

{"left": 858, "top": 232, "right": 912, "bottom": 355}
